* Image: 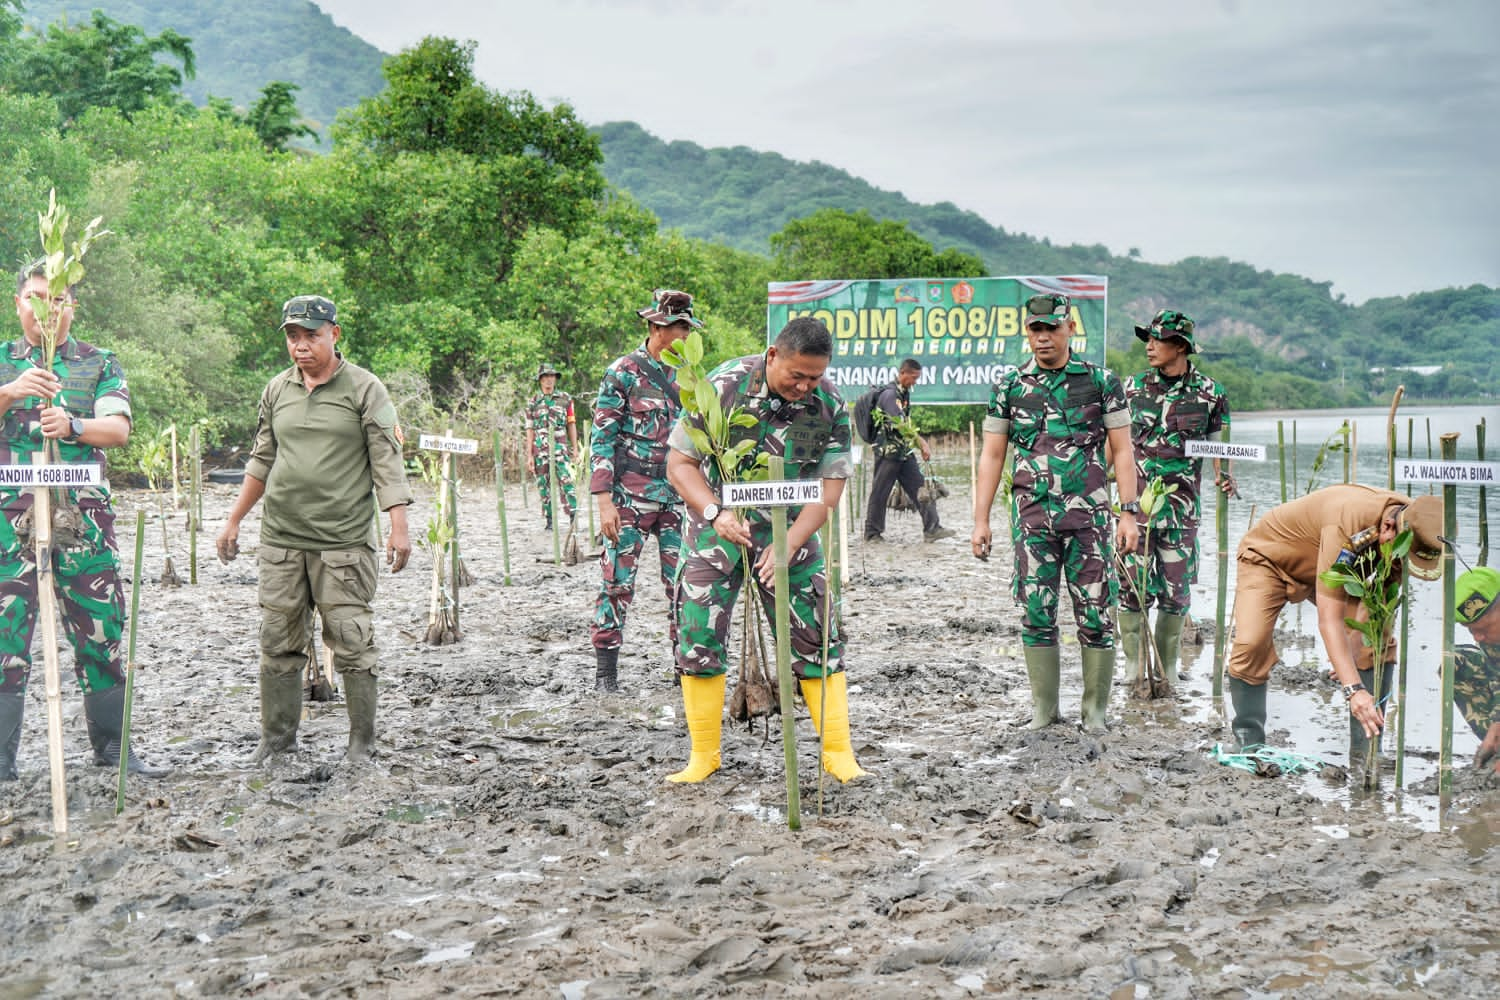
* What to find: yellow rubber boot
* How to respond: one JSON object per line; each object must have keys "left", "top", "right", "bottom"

{"left": 799, "top": 672, "right": 869, "bottom": 783}
{"left": 666, "top": 673, "right": 726, "bottom": 783}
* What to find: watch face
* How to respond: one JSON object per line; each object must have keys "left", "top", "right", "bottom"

{"left": 70, "top": 417, "right": 84, "bottom": 438}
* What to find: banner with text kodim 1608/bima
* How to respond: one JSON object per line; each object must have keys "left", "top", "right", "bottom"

{"left": 766, "top": 275, "right": 1107, "bottom": 405}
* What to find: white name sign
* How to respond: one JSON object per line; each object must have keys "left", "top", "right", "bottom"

{"left": 418, "top": 434, "right": 479, "bottom": 455}
{"left": 1395, "top": 460, "right": 1500, "bottom": 485}
{"left": 1185, "top": 441, "right": 1266, "bottom": 462}
{"left": 722, "top": 479, "right": 824, "bottom": 508}
{"left": 0, "top": 464, "right": 103, "bottom": 487}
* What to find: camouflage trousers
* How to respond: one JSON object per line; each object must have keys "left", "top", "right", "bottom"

{"left": 0, "top": 502, "right": 126, "bottom": 695}
{"left": 1454, "top": 645, "right": 1500, "bottom": 742}
{"left": 533, "top": 446, "right": 577, "bottom": 519}
{"left": 258, "top": 544, "right": 379, "bottom": 679}
{"left": 1118, "top": 523, "right": 1198, "bottom": 615}
{"left": 1012, "top": 519, "right": 1117, "bottom": 648}
{"left": 591, "top": 498, "right": 683, "bottom": 652}
{"left": 675, "top": 516, "right": 842, "bottom": 679}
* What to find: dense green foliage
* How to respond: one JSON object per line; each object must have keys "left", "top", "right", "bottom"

{"left": 0, "top": 3, "right": 1492, "bottom": 478}
{"left": 19, "top": 0, "right": 384, "bottom": 143}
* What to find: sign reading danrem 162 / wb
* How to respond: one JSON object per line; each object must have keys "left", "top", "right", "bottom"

{"left": 766, "top": 275, "right": 1108, "bottom": 405}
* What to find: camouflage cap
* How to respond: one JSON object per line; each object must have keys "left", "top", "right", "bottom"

{"left": 637, "top": 288, "right": 703, "bottom": 329}
{"left": 1456, "top": 567, "right": 1500, "bottom": 625}
{"left": 536, "top": 362, "right": 561, "bottom": 380}
{"left": 279, "top": 295, "right": 337, "bottom": 331}
{"left": 1397, "top": 495, "right": 1443, "bottom": 581}
{"left": 1023, "top": 293, "right": 1071, "bottom": 328}
{"left": 1134, "top": 309, "right": 1197, "bottom": 353}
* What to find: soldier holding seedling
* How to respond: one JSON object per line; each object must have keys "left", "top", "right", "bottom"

{"left": 1118, "top": 309, "right": 1233, "bottom": 689}
{"left": 665, "top": 317, "right": 865, "bottom": 784}
{"left": 1453, "top": 567, "right": 1500, "bottom": 775}
{"left": 216, "top": 295, "right": 412, "bottom": 763}
{"left": 587, "top": 290, "right": 697, "bottom": 692}
{"left": 0, "top": 261, "right": 164, "bottom": 779}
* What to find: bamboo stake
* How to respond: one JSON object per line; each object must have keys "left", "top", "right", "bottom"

{"left": 448, "top": 445, "right": 461, "bottom": 634}
{"left": 1384, "top": 387, "right": 1403, "bottom": 491}
{"left": 34, "top": 462, "right": 67, "bottom": 834}
{"left": 169, "top": 423, "right": 179, "bottom": 510}
{"left": 1349, "top": 420, "right": 1357, "bottom": 483}
{"left": 519, "top": 426, "right": 530, "bottom": 509}
{"left": 1438, "top": 433, "right": 1458, "bottom": 799}
{"left": 1291, "top": 421, "right": 1298, "bottom": 497}
{"left": 1215, "top": 504, "right": 1258, "bottom": 698}
{"left": 769, "top": 456, "right": 801, "bottom": 831}
{"left": 548, "top": 438, "right": 561, "bottom": 566}
{"left": 116, "top": 509, "right": 146, "bottom": 814}
{"left": 817, "top": 517, "right": 834, "bottom": 817}
{"left": 1276, "top": 420, "right": 1287, "bottom": 504}
{"left": 494, "top": 430, "right": 512, "bottom": 586}
{"left": 1405, "top": 418, "right": 1414, "bottom": 497}
{"left": 1478, "top": 418, "right": 1489, "bottom": 566}
{"left": 968, "top": 421, "right": 978, "bottom": 506}
{"left": 188, "top": 424, "right": 200, "bottom": 584}
{"left": 1212, "top": 441, "right": 1232, "bottom": 700}
{"left": 1395, "top": 560, "right": 1411, "bottom": 790}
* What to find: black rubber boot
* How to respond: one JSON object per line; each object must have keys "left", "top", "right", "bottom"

{"left": 595, "top": 648, "right": 620, "bottom": 693}
{"left": 84, "top": 686, "right": 168, "bottom": 777}
{"left": 343, "top": 670, "right": 378, "bottom": 761}
{"left": 1228, "top": 676, "right": 1268, "bottom": 751}
{"left": 0, "top": 691, "right": 23, "bottom": 781}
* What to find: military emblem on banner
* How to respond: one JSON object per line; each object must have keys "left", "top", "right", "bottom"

{"left": 953, "top": 281, "right": 974, "bottom": 304}
{"left": 926, "top": 282, "right": 945, "bottom": 303}
{"left": 894, "top": 283, "right": 919, "bottom": 304}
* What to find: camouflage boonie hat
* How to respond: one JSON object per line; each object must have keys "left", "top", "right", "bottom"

{"left": 1023, "top": 293, "right": 1071, "bottom": 328}
{"left": 1134, "top": 309, "right": 1197, "bottom": 353}
{"left": 279, "top": 295, "right": 337, "bottom": 331}
{"left": 1456, "top": 567, "right": 1500, "bottom": 625}
{"left": 1397, "top": 495, "right": 1443, "bottom": 581}
{"left": 637, "top": 288, "right": 703, "bottom": 329}
{"left": 536, "top": 362, "right": 561, "bottom": 380}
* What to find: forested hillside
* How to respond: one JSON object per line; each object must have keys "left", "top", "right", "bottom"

{"left": 0, "top": 1, "right": 1492, "bottom": 473}
{"left": 19, "top": 0, "right": 383, "bottom": 140}
{"left": 597, "top": 121, "right": 1499, "bottom": 410}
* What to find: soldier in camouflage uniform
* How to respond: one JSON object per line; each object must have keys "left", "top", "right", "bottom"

{"left": 664, "top": 316, "right": 865, "bottom": 783}
{"left": 587, "top": 290, "right": 698, "bottom": 693}
{"left": 1454, "top": 567, "right": 1500, "bottom": 775}
{"left": 972, "top": 293, "right": 1139, "bottom": 734}
{"left": 1118, "top": 310, "right": 1233, "bottom": 689}
{"left": 526, "top": 363, "right": 577, "bottom": 528}
{"left": 0, "top": 261, "right": 164, "bottom": 780}
{"left": 863, "top": 358, "right": 955, "bottom": 543}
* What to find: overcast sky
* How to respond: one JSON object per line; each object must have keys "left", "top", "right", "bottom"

{"left": 313, "top": 0, "right": 1498, "bottom": 304}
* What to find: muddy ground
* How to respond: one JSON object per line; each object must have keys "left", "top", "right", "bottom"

{"left": 0, "top": 475, "right": 1496, "bottom": 999}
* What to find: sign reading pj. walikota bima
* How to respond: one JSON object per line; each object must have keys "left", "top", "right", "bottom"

{"left": 766, "top": 275, "right": 1107, "bottom": 405}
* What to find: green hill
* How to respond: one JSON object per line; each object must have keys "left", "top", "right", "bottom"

{"left": 19, "top": 0, "right": 385, "bottom": 137}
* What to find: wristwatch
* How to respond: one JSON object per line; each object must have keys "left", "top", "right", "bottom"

{"left": 1341, "top": 681, "right": 1368, "bottom": 701}
{"left": 1119, "top": 500, "right": 1141, "bottom": 514}
{"left": 701, "top": 502, "right": 721, "bottom": 522}
{"left": 66, "top": 416, "right": 84, "bottom": 441}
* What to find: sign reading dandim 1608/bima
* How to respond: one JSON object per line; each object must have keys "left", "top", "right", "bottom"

{"left": 766, "top": 276, "right": 1107, "bottom": 405}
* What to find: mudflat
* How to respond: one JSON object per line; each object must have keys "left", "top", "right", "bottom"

{"left": 0, "top": 479, "right": 1495, "bottom": 998}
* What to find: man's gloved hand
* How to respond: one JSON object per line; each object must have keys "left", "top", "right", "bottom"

{"left": 1475, "top": 722, "right": 1500, "bottom": 772}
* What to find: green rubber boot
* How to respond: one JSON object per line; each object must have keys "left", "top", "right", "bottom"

{"left": 254, "top": 667, "right": 304, "bottom": 763}
{"left": 343, "top": 670, "right": 378, "bottom": 761}
{"left": 1154, "top": 611, "right": 1188, "bottom": 687}
{"left": 1117, "top": 610, "right": 1145, "bottom": 683}
{"left": 84, "top": 686, "right": 168, "bottom": 777}
{"left": 1228, "top": 676, "right": 1268, "bottom": 751}
{"left": 0, "top": 692, "right": 23, "bottom": 781}
{"left": 1080, "top": 646, "right": 1115, "bottom": 734}
{"left": 1021, "top": 645, "right": 1062, "bottom": 730}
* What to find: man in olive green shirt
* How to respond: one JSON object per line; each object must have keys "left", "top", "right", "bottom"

{"left": 216, "top": 295, "right": 413, "bottom": 762}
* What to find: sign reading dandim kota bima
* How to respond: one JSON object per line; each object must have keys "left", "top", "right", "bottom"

{"left": 766, "top": 276, "right": 1108, "bottom": 405}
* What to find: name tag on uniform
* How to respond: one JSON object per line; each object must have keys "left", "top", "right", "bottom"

{"left": 723, "top": 479, "right": 823, "bottom": 508}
